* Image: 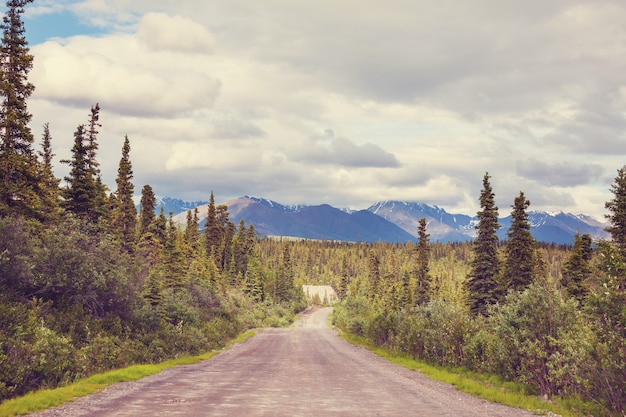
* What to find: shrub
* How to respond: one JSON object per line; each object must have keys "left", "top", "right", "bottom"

{"left": 483, "top": 281, "right": 593, "bottom": 399}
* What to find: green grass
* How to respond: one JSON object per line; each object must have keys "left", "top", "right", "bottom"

{"left": 0, "top": 330, "right": 257, "bottom": 417}
{"left": 338, "top": 332, "right": 605, "bottom": 417}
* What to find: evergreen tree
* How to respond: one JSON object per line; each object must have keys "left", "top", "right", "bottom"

{"left": 562, "top": 233, "right": 592, "bottom": 304}
{"left": 467, "top": 172, "right": 501, "bottom": 315}
{"left": 204, "top": 191, "right": 221, "bottom": 258}
{"left": 112, "top": 135, "right": 136, "bottom": 251}
{"left": 61, "top": 107, "right": 109, "bottom": 224}
{"left": 184, "top": 208, "right": 199, "bottom": 247}
{"left": 502, "top": 191, "right": 537, "bottom": 293}
{"left": 338, "top": 255, "right": 350, "bottom": 300}
{"left": 37, "top": 123, "right": 61, "bottom": 222}
{"left": 220, "top": 217, "right": 236, "bottom": 273}
{"left": 152, "top": 207, "right": 168, "bottom": 247}
{"left": 275, "top": 245, "right": 293, "bottom": 302}
{"left": 86, "top": 103, "right": 101, "bottom": 178}
{"left": 414, "top": 217, "right": 431, "bottom": 305}
{"left": 605, "top": 165, "right": 626, "bottom": 258}
{"left": 87, "top": 104, "right": 108, "bottom": 224}
{"left": 61, "top": 125, "right": 94, "bottom": 218}
{"left": 243, "top": 252, "right": 264, "bottom": 302}
{"left": 368, "top": 251, "right": 381, "bottom": 298}
{"left": 401, "top": 269, "right": 412, "bottom": 309}
{"left": 0, "top": 0, "right": 41, "bottom": 218}
{"left": 232, "top": 219, "right": 247, "bottom": 279}
{"left": 138, "top": 184, "right": 156, "bottom": 236}
{"left": 161, "top": 213, "right": 186, "bottom": 290}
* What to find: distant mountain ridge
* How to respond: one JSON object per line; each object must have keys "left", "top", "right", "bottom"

{"left": 369, "top": 200, "right": 609, "bottom": 244}
{"left": 168, "top": 196, "right": 609, "bottom": 244}
{"left": 142, "top": 197, "right": 209, "bottom": 216}
{"left": 175, "top": 196, "right": 415, "bottom": 243}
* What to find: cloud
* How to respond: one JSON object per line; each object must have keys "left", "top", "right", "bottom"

{"left": 293, "top": 130, "right": 400, "bottom": 168}
{"left": 516, "top": 159, "right": 604, "bottom": 187}
{"left": 24, "top": 0, "right": 626, "bottom": 222}
{"left": 136, "top": 13, "right": 214, "bottom": 54}
{"left": 31, "top": 35, "right": 221, "bottom": 117}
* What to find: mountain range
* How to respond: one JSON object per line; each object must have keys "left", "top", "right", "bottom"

{"left": 167, "top": 196, "right": 610, "bottom": 245}
{"left": 152, "top": 196, "right": 209, "bottom": 217}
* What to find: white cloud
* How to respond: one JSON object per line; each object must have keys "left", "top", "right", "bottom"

{"left": 25, "top": 0, "right": 626, "bottom": 221}
{"left": 137, "top": 13, "right": 214, "bottom": 54}
{"left": 31, "top": 34, "right": 221, "bottom": 117}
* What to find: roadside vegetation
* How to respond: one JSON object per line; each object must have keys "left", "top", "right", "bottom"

{"left": 0, "top": 331, "right": 255, "bottom": 417}
{"left": 0, "top": 1, "right": 625, "bottom": 416}
{"left": 328, "top": 172, "right": 626, "bottom": 416}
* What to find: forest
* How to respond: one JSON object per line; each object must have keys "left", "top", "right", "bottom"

{"left": 1, "top": 0, "right": 626, "bottom": 415}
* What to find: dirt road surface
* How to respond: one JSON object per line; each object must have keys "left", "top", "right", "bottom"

{"left": 31, "top": 307, "right": 534, "bottom": 417}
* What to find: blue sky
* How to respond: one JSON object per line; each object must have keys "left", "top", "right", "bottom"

{"left": 19, "top": 1, "right": 626, "bottom": 221}
{"left": 24, "top": 10, "right": 101, "bottom": 45}
{"left": 24, "top": 1, "right": 105, "bottom": 46}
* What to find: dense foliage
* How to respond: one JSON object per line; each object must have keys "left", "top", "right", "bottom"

{"left": 1, "top": 2, "right": 625, "bottom": 415}
{"left": 0, "top": 1, "right": 305, "bottom": 402}
{"left": 330, "top": 175, "right": 626, "bottom": 415}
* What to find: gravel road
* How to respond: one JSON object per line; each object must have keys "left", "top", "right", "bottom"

{"left": 30, "top": 307, "right": 535, "bottom": 416}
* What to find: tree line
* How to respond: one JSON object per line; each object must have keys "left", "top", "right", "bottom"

{"left": 330, "top": 172, "right": 626, "bottom": 415}
{"left": 2, "top": 0, "right": 625, "bottom": 414}
{"left": 0, "top": 0, "right": 305, "bottom": 401}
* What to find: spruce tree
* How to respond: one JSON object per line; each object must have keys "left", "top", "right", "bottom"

{"left": 161, "top": 213, "right": 186, "bottom": 290}
{"left": 338, "top": 255, "right": 350, "bottom": 300}
{"left": 87, "top": 104, "right": 108, "bottom": 223}
{"left": 562, "top": 233, "right": 592, "bottom": 304}
{"left": 61, "top": 125, "right": 94, "bottom": 218}
{"left": 152, "top": 207, "right": 167, "bottom": 247}
{"left": 138, "top": 184, "right": 156, "bottom": 236}
{"left": 86, "top": 103, "right": 101, "bottom": 178}
{"left": 0, "top": 0, "right": 41, "bottom": 218}
{"left": 204, "top": 191, "right": 221, "bottom": 258}
{"left": 232, "top": 219, "right": 248, "bottom": 279}
{"left": 61, "top": 106, "right": 109, "bottom": 224}
{"left": 467, "top": 172, "right": 501, "bottom": 315}
{"left": 184, "top": 208, "right": 199, "bottom": 247}
{"left": 605, "top": 165, "right": 626, "bottom": 258}
{"left": 502, "top": 191, "right": 537, "bottom": 293}
{"left": 243, "top": 252, "right": 264, "bottom": 302}
{"left": 275, "top": 245, "right": 294, "bottom": 302}
{"left": 414, "top": 217, "right": 431, "bottom": 305}
{"left": 37, "top": 123, "right": 61, "bottom": 222}
{"left": 368, "top": 251, "right": 381, "bottom": 298}
{"left": 112, "top": 135, "right": 136, "bottom": 251}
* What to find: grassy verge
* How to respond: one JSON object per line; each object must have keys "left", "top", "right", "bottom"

{"left": 0, "top": 330, "right": 257, "bottom": 417}
{"left": 337, "top": 331, "right": 604, "bottom": 417}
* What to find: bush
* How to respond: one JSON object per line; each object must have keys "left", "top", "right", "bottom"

{"left": 481, "top": 281, "right": 594, "bottom": 399}
{"left": 397, "top": 300, "right": 472, "bottom": 367}
{"left": 78, "top": 334, "right": 123, "bottom": 375}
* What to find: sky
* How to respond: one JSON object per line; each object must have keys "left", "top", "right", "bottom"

{"left": 18, "top": 0, "right": 626, "bottom": 220}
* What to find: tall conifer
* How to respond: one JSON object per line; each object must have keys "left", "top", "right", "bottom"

{"left": 562, "top": 233, "right": 592, "bottom": 303}
{"left": 138, "top": 184, "right": 156, "bottom": 236}
{"left": 502, "top": 191, "right": 537, "bottom": 293}
{"left": 37, "top": 123, "right": 60, "bottom": 222}
{"left": 0, "top": 0, "right": 41, "bottom": 218}
{"left": 62, "top": 125, "right": 94, "bottom": 218}
{"left": 467, "top": 172, "right": 500, "bottom": 315}
{"left": 112, "top": 135, "right": 136, "bottom": 251}
{"left": 205, "top": 191, "right": 221, "bottom": 258}
{"left": 605, "top": 165, "right": 626, "bottom": 258}
{"left": 415, "top": 217, "right": 431, "bottom": 305}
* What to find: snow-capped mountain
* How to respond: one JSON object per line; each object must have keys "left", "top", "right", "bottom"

{"left": 369, "top": 201, "right": 609, "bottom": 244}
{"left": 368, "top": 201, "right": 476, "bottom": 242}
{"left": 169, "top": 196, "right": 609, "bottom": 244}
{"left": 153, "top": 196, "right": 209, "bottom": 216}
